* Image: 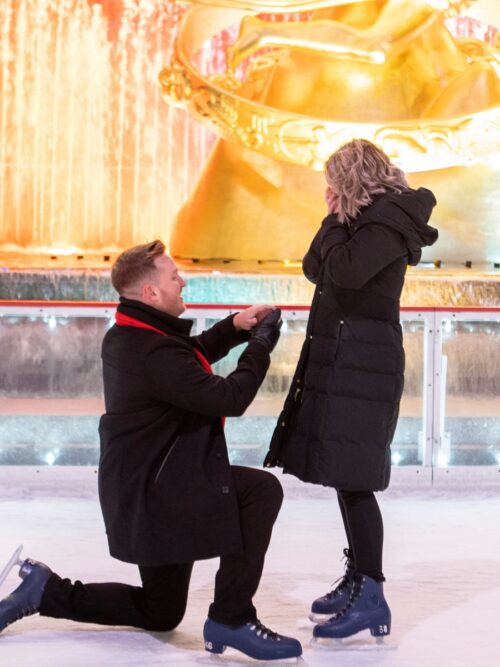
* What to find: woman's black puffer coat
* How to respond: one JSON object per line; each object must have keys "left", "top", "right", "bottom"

{"left": 264, "top": 187, "right": 438, "bottom": 491}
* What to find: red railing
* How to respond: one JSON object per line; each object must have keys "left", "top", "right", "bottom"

{"left": 0, "top": 300, "right": 499, "bottom": 312}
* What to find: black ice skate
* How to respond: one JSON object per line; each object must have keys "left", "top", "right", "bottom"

{"left": 203, "top": 617, "right": 303, "bottom": 662}
{"left": 312, "top": 574, "right": 392, "bottom": 650}
{"left": 0, "top": 546, "right": 52, "bottom": 632}
{"left": 309, "top": 548, "right": 355, "bottom": 623}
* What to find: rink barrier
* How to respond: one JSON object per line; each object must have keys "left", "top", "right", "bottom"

{"left": 0, "top": 301, "right": 499, "bottom": 489}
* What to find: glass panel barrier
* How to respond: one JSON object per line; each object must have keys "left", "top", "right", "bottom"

{"left": 392, "top": 317, "right": 427, "bottom": 467}
{"left": 438, "top": 315, "right": 500, "bottom": 466}
{"left": 0, "top": 313, "right": 108, "bottom": 466}
{"left": 0, "top": 304, "right": 498, "bottom": 476}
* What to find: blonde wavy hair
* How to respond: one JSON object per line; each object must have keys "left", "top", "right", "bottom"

{"left": 325, "top": 139, "right": 409, "bottom": 223}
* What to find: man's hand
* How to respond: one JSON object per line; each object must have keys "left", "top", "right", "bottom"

{"left": 233, "top": 305, "right": 274, "bottom": 331}
{"left": 250, "top": 308, "right": 283, "bottom": 353}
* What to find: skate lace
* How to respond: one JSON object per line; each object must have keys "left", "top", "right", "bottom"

{"left": 324, "top": 573, "right": 350, "bottom": 600}
{"left": 249, "top": 620, "right": 281, "bottom": 641}
{"left": 333, "top": 578, "right": 363, "bottom": 619}
{"left": 5, "top": 605, "right": 37, "bottom": 628}
{"left": 325, "top": 548, "right": 353, "bottom": 600}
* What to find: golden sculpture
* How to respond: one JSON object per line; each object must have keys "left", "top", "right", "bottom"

{"left": 159, "top": 0, "right": 500, "bottom": 262}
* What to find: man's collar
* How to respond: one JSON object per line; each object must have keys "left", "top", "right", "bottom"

{"left": 117, "top": 297, "right": 193, "bottom": 337}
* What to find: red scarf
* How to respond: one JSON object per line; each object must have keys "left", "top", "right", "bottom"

{"left": 115, "top": 311, "right": 224, "bottom": 425}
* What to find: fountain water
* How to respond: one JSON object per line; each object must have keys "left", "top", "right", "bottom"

{"left": 0, "top": 0, "right": 214, "bottom": 260}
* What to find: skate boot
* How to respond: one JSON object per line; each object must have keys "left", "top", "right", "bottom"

{"left": 203, "top": 617, "right": 303, "bottom": 661}
{"left": 312, "top": 574, "right": 391, "bottom": 643}
{"left": 0, "top": 554, "right": 52, "bottom": 632}
{"left": 309, "top": 548, "right": 355, "bottom": 622}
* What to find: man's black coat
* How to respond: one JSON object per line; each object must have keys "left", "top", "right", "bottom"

{"left": 98, "top": 298, "right": 270, "bottom": 566}
{"left": 264, "top": 187, "right": 438, "bottom": 491}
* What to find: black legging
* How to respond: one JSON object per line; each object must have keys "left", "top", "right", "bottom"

{"left": 337, "top": 489, "right": 385, "bottom": 582}
{"left": 39, "top": 466, "right": 283, "bottom": 630}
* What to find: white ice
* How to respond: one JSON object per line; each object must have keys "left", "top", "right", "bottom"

{"left": 1, "top": 479, "right": 500, "bottom": 667}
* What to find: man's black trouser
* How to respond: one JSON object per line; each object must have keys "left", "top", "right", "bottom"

{"left": 39, "top": 466, "right": 283, "bottom": 631}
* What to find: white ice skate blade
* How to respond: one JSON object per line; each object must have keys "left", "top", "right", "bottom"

{"left": 296, "top": 615, "right": 330, "bottom": 630}
{"left": 306, "top": 612, "right": 331, "bottom": 625}
{"left": 311, "top": 630, "right": 396, "bottom": 652}
{"left": 196, "top": 651, "right": 305, "bottom": 666}
{"left": 0, "top": 545, "right": 23, "bottom": 589}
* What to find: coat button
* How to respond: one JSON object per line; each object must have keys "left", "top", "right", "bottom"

{"left": 216, "top": 452, "right": 222, "bottom": 460}
{"left": 309, "top": 334, "right": 313, "bottom": 339}
{"left": 281, "top": 421, "right": 286, "bottom": 427}
{"left": 221, "top": 486, "right": 230, "bottom": 494}
{"left": 340, "top": 320, "right": 344, "bottom": 324}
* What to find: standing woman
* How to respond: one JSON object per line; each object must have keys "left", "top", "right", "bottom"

{"left": 264, "top": 139, "right": 438, "bottom": 641}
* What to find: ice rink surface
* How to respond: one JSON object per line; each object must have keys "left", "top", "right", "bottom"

{"left": 1, "top": 483, "right": 499, "bottom": 667}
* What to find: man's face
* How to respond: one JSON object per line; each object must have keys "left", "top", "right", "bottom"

{"left": 145, "top": 254, "right": 186, "bottom": 317}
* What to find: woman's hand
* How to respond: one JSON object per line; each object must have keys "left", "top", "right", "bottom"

{"left": 325, "top": 186, "right": 338, "bottom": 215}
{"left": 233, "top": 305, "right": 275, "bottom": 331}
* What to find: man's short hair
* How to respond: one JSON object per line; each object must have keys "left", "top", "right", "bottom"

{"left": 111, "top": 240, "right": 166, "bottom": 295}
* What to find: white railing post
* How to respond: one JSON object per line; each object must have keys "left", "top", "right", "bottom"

{"left": 419, "top": 311, "right": 435, "bottom": 469}
{"left": 432, "top": 311, "right": 445, "bottom": 472}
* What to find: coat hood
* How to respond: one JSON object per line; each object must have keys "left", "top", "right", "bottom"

{"left": 352, "top": 187, "right": 438, "bottom": 265}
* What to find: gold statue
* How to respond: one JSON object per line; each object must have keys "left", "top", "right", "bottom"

{"left": 229, "top": 0, "right": 500, "bottom": 120}
{"left": 160, "top": 0, "right": 500, "bottom": 262}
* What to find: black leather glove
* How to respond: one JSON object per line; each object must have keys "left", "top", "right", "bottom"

{"left": 250, "top": 308, "right": 282, "bottom": 353}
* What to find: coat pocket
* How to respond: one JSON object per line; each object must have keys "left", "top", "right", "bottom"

{"left": 154, "top": 436, "right": 180, "bottom": 484}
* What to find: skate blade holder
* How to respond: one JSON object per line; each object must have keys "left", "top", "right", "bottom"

{"left": 197, "top": 651, "right": 305, "bottom": 665}
{"left": 311, "top": 630, "right": 396, "bottom": 652}
{"left": 0, "top": 545, "right": 24, "bottom": 589}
